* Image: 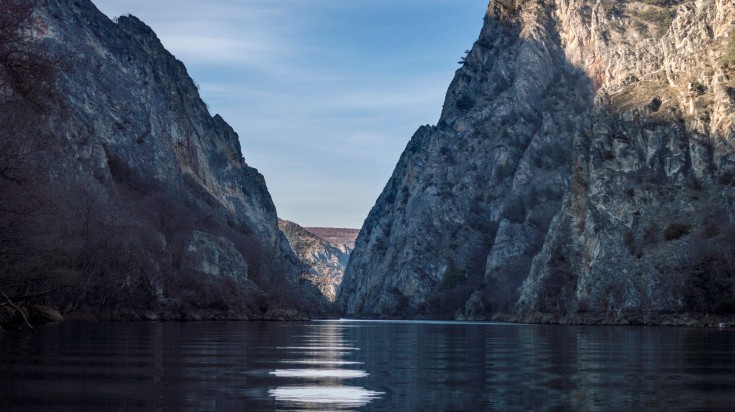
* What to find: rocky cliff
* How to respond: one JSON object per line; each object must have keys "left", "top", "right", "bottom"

{"left": 0, "top": 0, "right": 324, "bottom": 323}
{"left": 338, "top": 0, "right": 735, "bottom": 324}
{"left": 279, "top": 220, "right": 352, "bottom": 302}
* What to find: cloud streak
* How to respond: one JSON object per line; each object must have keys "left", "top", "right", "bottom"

{"left": 92, "top": 0, "right": 488, "bottom": 228}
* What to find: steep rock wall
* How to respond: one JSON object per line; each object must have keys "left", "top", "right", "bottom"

{"left": 517, "top": 0, "right": 735, "bottom": 324}
{"left": 0, "top": 0, "right": 325, "bottom": 320}
{"left": 339, "top": 0, "right": 592, "bottom": 317}
{"left": 339, "top": 0, "right": 735, "bottom": 323}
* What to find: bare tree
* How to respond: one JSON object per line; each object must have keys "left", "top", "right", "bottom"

{"left": 0, "top": 1, "right": 58, "bottom": 312}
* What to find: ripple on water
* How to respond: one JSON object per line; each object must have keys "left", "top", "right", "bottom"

{"left": 270, "top": 369, "right": 368, "bottom": 379}
{"left": 268, "top": 329, "right": 383, "bottom": 408}
{"left": 268, "top": 386, "right": 384, "bottom": 407}
{"left": 276, "top": 346, "right": 360, "bottom": 351}
{"left": 278, "top": 360, "right": 364, "bottom": 365}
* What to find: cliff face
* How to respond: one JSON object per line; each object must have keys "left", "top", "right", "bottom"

{"left": 338, "top": 0, "right": 735, "bottom": 323}
{"left": 0, "top": 0, "right": 324, "bottom": 321}
{"left": 279, "top": 220, "right": 352, "bottom": 302}
{"left": 517, "top": 0, "right": 735, "bottom": 324}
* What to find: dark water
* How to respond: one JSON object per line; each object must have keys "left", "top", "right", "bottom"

{"left": 1, "top": 320, "right": 735, "bottom": 411}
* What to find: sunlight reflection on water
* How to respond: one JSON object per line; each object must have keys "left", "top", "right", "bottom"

{"left": 270, "top": 369, "right": 369, "bottom": 378}
{"left": 278, "top": 360, "right": 364, "bottom": 365}
{"left": 276, "top": 346, "right": 360, "bottom": 350}
{"left": 268, "top": 322, "right": 383, "bottom": 409}
{"left": 3, "top": 321, "right": 735, "bottom": 410}
{"left": 268, "top": 386, "right": 384, "bottom": 407}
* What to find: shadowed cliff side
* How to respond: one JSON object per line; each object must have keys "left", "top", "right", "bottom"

{"left": 339, "top": 0, "right": 735, "bottom": 325}
{"left": 339, "top": 0, "right": 592, "bottom": 318}
{"left": 0, "top": 0, "right": 326, "bottom": 326}
{"left": 516, "top": 0, "right": 735, "bottom": 325}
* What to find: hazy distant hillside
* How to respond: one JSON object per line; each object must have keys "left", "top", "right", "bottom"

{"left": 304, "top": 227, "right": 360, "bottom": 251}
{"left": 280, "top": 220, "right": 351, "bottom": 302}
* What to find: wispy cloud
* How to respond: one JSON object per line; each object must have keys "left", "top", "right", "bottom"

{"left": 161, "top": 34, "right": 279, "bottom": 65}
{"left": 96, "top": 0, "right": 297, "bottom": 69}
{"left": 91, "top": 0, "right": 488, "bottom": 227}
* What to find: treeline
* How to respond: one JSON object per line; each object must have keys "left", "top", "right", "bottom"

{"left": 683, "top": 214, "right": 735, "bottom": 315}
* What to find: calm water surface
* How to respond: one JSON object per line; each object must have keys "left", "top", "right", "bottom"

{"left": 1, "top": 320, "right": 734, "bottom": 411}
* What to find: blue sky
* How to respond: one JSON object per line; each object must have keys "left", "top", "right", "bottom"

{"left": 92, "top": 0, "right": 489, "bottom": 228}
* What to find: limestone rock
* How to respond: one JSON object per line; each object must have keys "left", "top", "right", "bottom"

{"left": 339, "top": 0, "right": 735, "bottom": 323}
{"left": 279, "top": 219, "right": 351, "bottom": 302}
{"left": 186, "top": 231, "right": 249, "bottom": 280}
{"left": 339, "top": 0, "right": 587, "bottom": 318}
{"left": 0, "top": 0, "right": 324, "bottom": 317}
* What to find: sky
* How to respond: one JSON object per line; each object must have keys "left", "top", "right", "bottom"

{"left": 92, "top": 0, "right": 489, "bottom": 228}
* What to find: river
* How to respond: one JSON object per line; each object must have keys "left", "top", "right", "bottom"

{"left": 1, "top": 320, "right": 734, "bottom": 410}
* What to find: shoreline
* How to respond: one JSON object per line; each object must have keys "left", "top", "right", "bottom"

{"left": 4, "top": 305, "right": 734, "bottom": 333}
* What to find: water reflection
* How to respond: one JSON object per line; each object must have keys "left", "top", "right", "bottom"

{"left": 268, "top": 322, "right": 383, "bottom": 410}
{"left": 270, "top": 369, "right": 368, "bottom": 378}
{"left": 279, "top": 360, "right": 364, "bottom": 365}
{"left": 269, "top": 386, "right": 383, "bottom": 407}
{"left": 1, "top": 321, "right": 734, "bottom": 410}
{"left": 277, "top": 346, "right": 360, "bottom": 351}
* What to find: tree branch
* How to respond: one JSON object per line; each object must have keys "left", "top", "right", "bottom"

{"left": 0, "top": 289, "right": 34, "bottom": 330}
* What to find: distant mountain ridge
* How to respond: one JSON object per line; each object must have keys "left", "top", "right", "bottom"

{"left": 303, "top": 227, "right": 360, "bottom": 252}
